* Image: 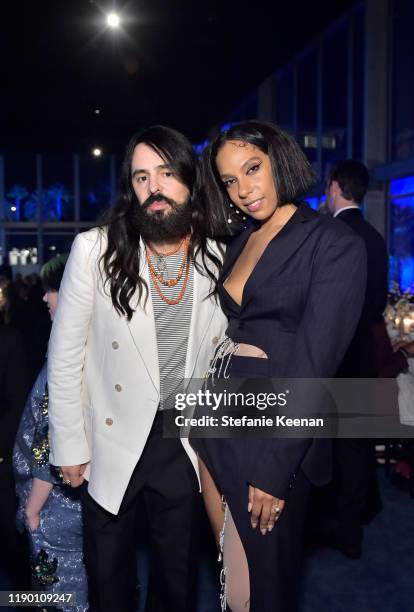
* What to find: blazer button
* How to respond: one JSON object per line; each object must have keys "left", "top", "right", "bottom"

{"left": 115, "top": 384, "right": 122, "bottom": 392}
{"left": 105, "top": 418, "right": 113, "bottom": 426}
{"left": 212, "top": 336, "right": 219, "bottom": 344}
{"left": 112, "top": 341, "right": 119, "bottom": 350}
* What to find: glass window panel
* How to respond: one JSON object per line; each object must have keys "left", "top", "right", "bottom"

{"left": 3, "top": 154, "right": 37, "bottom": 222}
{"left": 43, "top": 155, "right": 75, "bottom": 221}
{"left": 275, "top": 67, "right": 294, "bottom": 133}
{"left": 79, "top": 154, "right": 112, "bottom": 222}
{"left": 390, "top": 176, "right": 414, "bottom": 197}
{"left": 43, "top": 233, "right": 76, "bottom": 264}
{"left": 297, "top": 48, "right": 318, "bottom": 173}
{"left": 389, "top": 195, "right": 414, "bottom": 290}
{"left": 392, "top": 0, "right": 414, "bottom": 161}
{"left": 322, "top": 19, "right": 349, "bottom": 181}
{"left": 5, "top": 231, "right": 39, "bottom": 276}
{"left": 352, "top": 4, "right": 365, "bottom": 161}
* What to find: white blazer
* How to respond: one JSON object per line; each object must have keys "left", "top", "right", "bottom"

{"left": 48, "top": 228, "right": 227, "bottom": 514}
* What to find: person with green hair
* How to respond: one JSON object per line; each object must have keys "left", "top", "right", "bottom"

{"left": 13, "top": 253, "right": 88, "bottom": 612}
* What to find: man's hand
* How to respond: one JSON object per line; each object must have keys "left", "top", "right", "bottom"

{"left": 248, "top": 484, "right": 285, "bottom": 534}
{"left": 60, "top": 464, "right": 87, "bottom": 488}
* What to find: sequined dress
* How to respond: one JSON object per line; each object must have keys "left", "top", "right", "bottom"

{"left": 13, "top": 362, "right": 88, "bottom": 612}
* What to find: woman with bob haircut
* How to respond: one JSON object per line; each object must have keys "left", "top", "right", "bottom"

{"left": 190, "top": 121, "right": 367, "bottom": 611}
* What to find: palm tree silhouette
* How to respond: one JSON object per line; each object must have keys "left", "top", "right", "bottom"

{"left": 46, "top": 184, "right": 72, "bottom": 219}
{"left": 7, "top": 185, "right": 28, "bottom": 221}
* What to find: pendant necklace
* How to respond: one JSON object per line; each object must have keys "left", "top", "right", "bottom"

{"left": 145, "top": 236, "right": 191, "bottom": 304}
{"left": 147, "top": 237, "right": 185, "bottom": 278}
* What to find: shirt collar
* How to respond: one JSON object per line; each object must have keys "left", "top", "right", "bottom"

{"left": 334, "top": 205, "right": 360, "bottom": 218}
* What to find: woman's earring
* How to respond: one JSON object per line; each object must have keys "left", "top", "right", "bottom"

{"left": 227, "top": 203, "right": 234, "bottom": 224}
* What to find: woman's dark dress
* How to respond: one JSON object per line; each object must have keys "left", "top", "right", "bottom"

{"left": 190, "top": 204, "right": 368, "bottom": 612}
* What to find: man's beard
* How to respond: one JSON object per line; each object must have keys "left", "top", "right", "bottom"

{"left": 130, "top": 193, "right": 192, "bottom": 243}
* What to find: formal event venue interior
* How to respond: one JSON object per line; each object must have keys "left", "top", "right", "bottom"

{"left": 1, "top": 1, "right": 413, "bottom": 611}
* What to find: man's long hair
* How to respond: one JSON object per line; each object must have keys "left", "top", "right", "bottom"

{"left": 99, "top": 125, "right": 222, "bottom": 320}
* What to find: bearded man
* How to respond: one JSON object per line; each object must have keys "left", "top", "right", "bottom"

{"left": 47, "top": 126, "right": 227, "bottom": 612}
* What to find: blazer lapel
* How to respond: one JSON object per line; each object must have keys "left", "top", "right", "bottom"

{"left": 220, "top": 224, "right": 256, "bottom": 283}
{"left": 243, "top": 205, "right": 319, "bottom": 307}
{"left": 185, "top": 243, "right": 219, "bottom": 379}
{"left": 125, "top": 239, "right": 160, "bottom": 393}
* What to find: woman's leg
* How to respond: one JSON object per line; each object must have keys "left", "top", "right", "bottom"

{"left": 198, "top": 456, "right": 224, "bottom": 546}
{"left": 223, "top": 506, "right": 250, "bottom": 612}
{"left": 198, "top": 456, "right": 250, "bottom": 612}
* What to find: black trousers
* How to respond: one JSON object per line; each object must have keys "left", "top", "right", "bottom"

{"left": 334, "top": 438, "right": 382, "bottom": 526}
{"left": 81, "top": 413, "right": 201, "bottom": 612}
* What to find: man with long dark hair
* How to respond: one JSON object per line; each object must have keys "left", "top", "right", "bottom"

{"left": 47, "top": 126, "right": 227, "bottom": 612}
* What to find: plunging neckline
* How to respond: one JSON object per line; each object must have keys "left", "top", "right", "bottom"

{"left": 222, "top": 207, "right": 299, "bottom": 308}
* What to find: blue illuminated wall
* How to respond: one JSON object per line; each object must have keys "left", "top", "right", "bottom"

{"left": 389, "top": 175, "right": 414, "bottom": 291}
{"left": 305, "top": 195, "right": 326, "bottom": 211}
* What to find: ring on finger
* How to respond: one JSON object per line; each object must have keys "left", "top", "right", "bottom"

{"left": 271, "top": 503, "right": 280, "bottom": 515}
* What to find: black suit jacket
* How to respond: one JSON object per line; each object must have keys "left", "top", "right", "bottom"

{"left": 335, "top": 208, "right": 388, "bottom": 377}
{"left": 220, "top": 203, "right": 367, "bottom": 498}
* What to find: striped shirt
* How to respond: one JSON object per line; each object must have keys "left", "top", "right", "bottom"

{"left": 148, "top": 251, "right": 194, "bottom": 411}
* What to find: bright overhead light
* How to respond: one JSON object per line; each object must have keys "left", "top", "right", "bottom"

{"left": 10, "top": 206, "right": 16, "bottom": 211}
{"left": 92, "top": 148, "right": 102, "bottom": 157}
{"left": 107, "top": 13, "right": 120, "bottom": 28}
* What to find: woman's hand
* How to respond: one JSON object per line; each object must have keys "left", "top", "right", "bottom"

{"left": 25, "top": 477, "right": 54, "bottom": 531}
{"left": 25, "top": 508, "right": 40, "bottom": 531}
{"left": 248, "top": 484, "right": 285, "bottom": 534}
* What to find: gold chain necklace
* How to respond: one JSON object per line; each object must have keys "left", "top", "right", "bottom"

{"left": 145, "top": 237, "right": 191, "bottom": 305}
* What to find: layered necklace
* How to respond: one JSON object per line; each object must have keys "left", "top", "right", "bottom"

{"left": 145, "top": 235, "right": 191, "bottom": 305}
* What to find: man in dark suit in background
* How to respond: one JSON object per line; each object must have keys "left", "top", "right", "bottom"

{"left": 324, "top": 159, "right": 388, "bottom": 558}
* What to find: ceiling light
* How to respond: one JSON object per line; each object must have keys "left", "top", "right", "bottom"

{"left": 107, "top": 13, "right": 120, "bottom": 28}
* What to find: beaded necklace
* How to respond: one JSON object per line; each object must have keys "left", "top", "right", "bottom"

{"left": 145, "top": 236, "right": 191, "bottom": 305}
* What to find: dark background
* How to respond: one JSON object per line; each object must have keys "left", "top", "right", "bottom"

{"left": 2, "top": 0, "right": 356, "bottom": 154}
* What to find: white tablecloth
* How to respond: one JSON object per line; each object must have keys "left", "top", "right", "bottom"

{"left": 387, "top": 325, "right": 414, "bottom": 427}
{"left": 397, "top": 360, "right": 414, "bottom": 427}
